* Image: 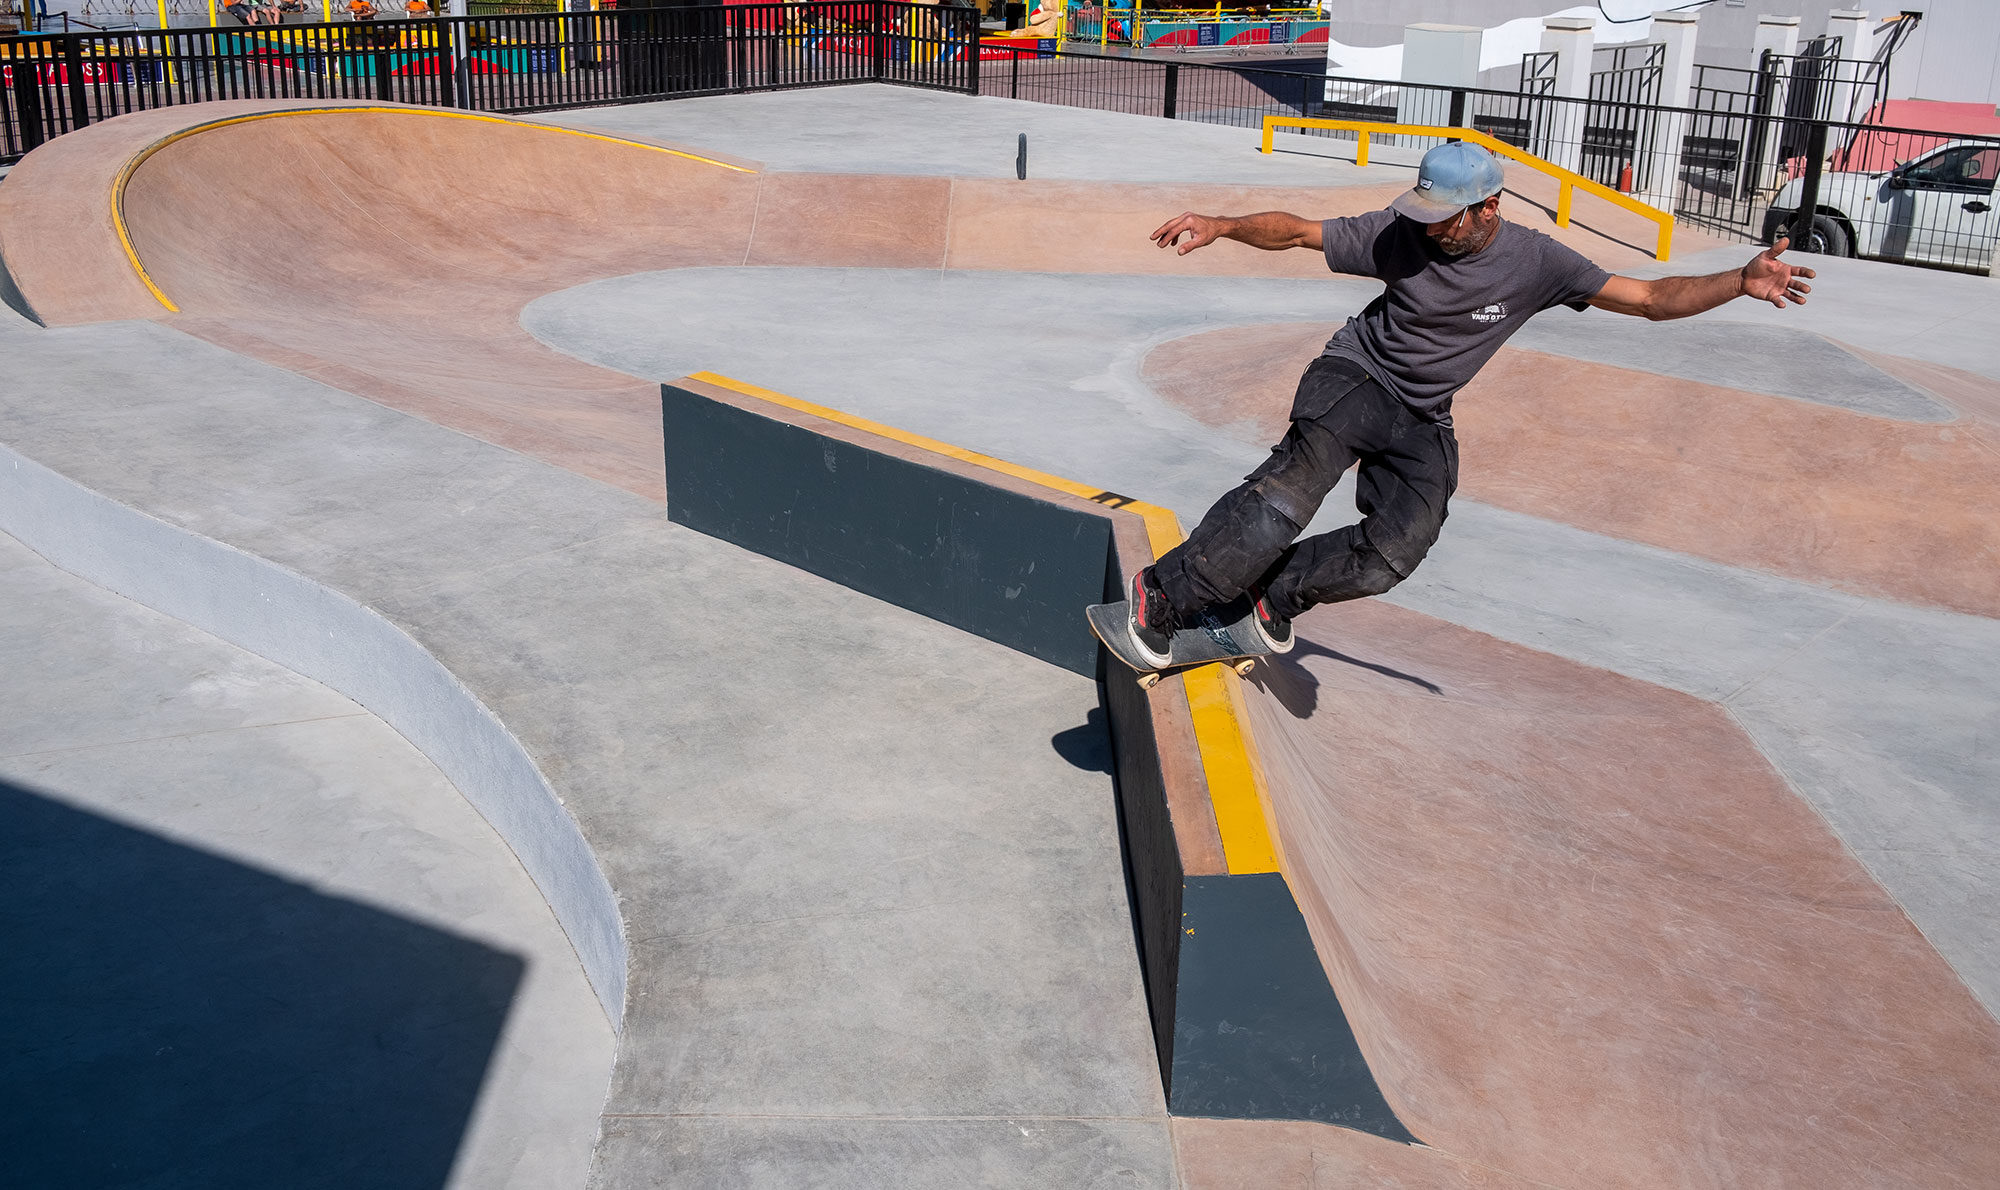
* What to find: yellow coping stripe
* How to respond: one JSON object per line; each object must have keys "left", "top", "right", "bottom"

{"left": 693, "top": 370, "right": 1282, "bottom": 875}
{"left": 111, "top": 105, "right": 754, "bottom": 314}
{"left": 1260, "top": 114, "right": 1675, "bottom": 262}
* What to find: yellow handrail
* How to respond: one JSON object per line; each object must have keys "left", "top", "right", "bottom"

{"left": 1260, "top": 114, "right": 1674, "bottom": 263}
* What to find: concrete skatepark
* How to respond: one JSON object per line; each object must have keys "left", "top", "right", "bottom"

{"left": 1, "top": 84, "right": 1997, "bottom": 1186}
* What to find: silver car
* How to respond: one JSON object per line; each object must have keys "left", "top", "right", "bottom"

{"left": 1765, "top": 139, "right": 1999, "bottom": 274}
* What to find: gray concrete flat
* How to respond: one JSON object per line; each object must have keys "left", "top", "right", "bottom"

{"left": 537, "top": 86, "right": 1383, "bottom": 186}
{"left": 0, "top": 305, "right": 1173, "bottom": 1186}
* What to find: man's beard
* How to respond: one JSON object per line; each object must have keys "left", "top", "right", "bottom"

{"left": 1436, "top": 219, "right": 1495, "bottom": 257}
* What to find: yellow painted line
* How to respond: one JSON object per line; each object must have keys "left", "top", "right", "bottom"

{"left": 111, "top": 105, "right": 755, "bottom": 314}
{"left": 693, "top": 370, "right": 1282, "bottom": 875}
{"left": 1181, "top": 665, "right": 1280, "bottom": 874}
{"left": 1261, "top": 114, "right": 1675, "bottom": 262}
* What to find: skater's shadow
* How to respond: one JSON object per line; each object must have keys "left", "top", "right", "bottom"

{"left": 1248, "top": 637, "right": 1442, "bottom": 720}
{"left": 1050, "top": 705, "right": 1116, "bottom": 773}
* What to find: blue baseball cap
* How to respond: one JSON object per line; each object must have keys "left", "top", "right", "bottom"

{"left": 1389, "top": 141, "right": 1506, "bottom": 223}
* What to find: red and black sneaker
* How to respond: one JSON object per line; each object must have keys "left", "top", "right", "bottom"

{"left": 1127, "top": 569, "right": 1177, "bottom": 668}
{"left": 1248, "top": 588, "right": 1294, "bottom": 654}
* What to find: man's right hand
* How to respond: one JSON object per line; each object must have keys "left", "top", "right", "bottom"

{"left": 1151, "top": 213, "right": 1233, "bottom": 255}
{"left": 1150, "top": 210, "right": 1322, "bottom": 254}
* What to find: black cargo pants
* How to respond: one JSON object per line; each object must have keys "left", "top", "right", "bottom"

{"left": 1150, "top": 355, "right": 1458, "bottom": 624}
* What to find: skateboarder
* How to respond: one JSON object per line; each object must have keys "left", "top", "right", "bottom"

{"left": 1119, "top": 140, "right": 1814, "bottom": 668}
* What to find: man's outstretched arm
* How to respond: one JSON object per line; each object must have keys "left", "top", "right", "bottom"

{"left": 1590, "top": 236, "right": 1815, "bottom": 320}
{"left": 1152, "top": 211, "right": 1323, "bottom": 254}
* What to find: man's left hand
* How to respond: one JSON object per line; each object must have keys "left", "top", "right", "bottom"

{"left": 1743, "top": 237, "right": 1815, "bottom": 309}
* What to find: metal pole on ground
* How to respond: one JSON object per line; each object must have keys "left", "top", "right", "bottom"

{"left": 1788, "top": 119, "right": 1827, "bottom": 250}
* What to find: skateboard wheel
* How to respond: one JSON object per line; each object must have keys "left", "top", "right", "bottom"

{"left": 1138, "top": 673, "right": 1161, "bottom": 690}
{"left": 1235, "top": 659, "right": 1257, "bottom": 675}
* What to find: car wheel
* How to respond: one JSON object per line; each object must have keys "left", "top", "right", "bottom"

{"left": 1806, "top": 213, "right": 1852, "bottom": 257}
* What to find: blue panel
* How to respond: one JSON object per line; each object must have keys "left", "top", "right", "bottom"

{"left": 1172, "top": 873, "right": 1416, "bottom": 1142}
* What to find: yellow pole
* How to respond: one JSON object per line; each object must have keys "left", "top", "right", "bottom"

{"left": 322, "top": 0, "right": 330, "bottom": 20}
{"left": 1556, "top": 181, "right": 1573, "bottom": 228}
{"left": 208, "top": 0, "right": 216, "bottom": 26}
{"left": 157, "top": 0, "right": 167, "bottom": 27}
{"left": 1356, "top": 131, "right": 1368, "bottom": 167}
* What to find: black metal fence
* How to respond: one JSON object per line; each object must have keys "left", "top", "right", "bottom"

{"left": 0, "top": 1, "right": 979, "bottom": 163}
{"left": 7, "top": 14, "right": 1996, "bottom": 274}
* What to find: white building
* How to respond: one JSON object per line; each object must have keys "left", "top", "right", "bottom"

{"left": 1324, "top": 2, "right": 2000, "bottom": 106}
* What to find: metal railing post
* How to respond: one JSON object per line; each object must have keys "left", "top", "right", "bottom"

{"left": 1788, "top": 119, "right": 1827, "bottom": 249}
{"left": 64, "top": 34, "right": 91, "bottom": 133}
{"left": 452, "top": 17, "right": 472, "bottom": 109}
{"left": 874, "top": 0, "right": 886, "bottom": 84}
{"left": 12, "top": 51, "right": 45, "bottom": 153}
{"left": 964, "top": 8, "right": 979, "bottom": 95}
{"left": 1162, "top": 60, "right": 1176, "bottom": 119}
{"left": 1448, "top": 86, "right": 1464, "bottom": 132}
{"left": 439, "top": 24, "right": 457, "bottom": 108}
{"left": 731, "top": 6, "right": 746, "bottom": 91}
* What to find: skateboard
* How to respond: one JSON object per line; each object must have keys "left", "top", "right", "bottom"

{"left": 1086, "top": 594, "right": 1274, "bottom": 690}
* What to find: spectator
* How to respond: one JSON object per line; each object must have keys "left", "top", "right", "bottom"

{"left": 222, "top": 0, "right": 261, "bottom": 23}
{"left": 404, "top": 0, "right": 430, "bottom": 14}
{"left": 348, "top": 0, "right": 376, "bottom": 19}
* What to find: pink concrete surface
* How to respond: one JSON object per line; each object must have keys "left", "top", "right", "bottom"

{"left": 12, "top": 103, "right": 1703, "bottom": 501}
{"left": 117, "top": 106, "right": 759, "bottom": 498}
{"left": 1173, "top": 1116, "right": 1543, "bottom": 1190}
{"left": 1241, "top": 598, "right": 2000, "bottom": 1188}
{"left": 1143, "top": 321, "right": 2000, "bottom": 617}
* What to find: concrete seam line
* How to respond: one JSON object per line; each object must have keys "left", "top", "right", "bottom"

{"left": 0, "top": 443, "right": 628, "bottom": 1030}
{"left": 110, "top": 104, "right": 758, "bottom": 312}
{"left": 686, "top": 369, "right": 1281, "bottom": 875}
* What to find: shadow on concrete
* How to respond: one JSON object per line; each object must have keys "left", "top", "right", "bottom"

{"left": 1051, "top": 705, "right": 1116, "bottom": 773}
{"left": 1255, "top": 637, "right": 1442, "bottom": 720}
{"left": 0, "top": 777, "right": 523, "bottom": 1190}
{"left": 1499, "top": 184, "right": 1657, "bottom": 259}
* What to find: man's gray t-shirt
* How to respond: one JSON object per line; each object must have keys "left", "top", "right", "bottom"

{"left": 1319, "top": 209, "right": 1610, "bottom": 424}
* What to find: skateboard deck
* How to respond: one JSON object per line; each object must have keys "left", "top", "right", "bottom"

{"left": 1086, "top": 595, "right": 1272, "bottom": 689}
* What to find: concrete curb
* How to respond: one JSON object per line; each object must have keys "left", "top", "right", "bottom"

{"left": 0, "top": 442, "right": 628, "bottom": 1028}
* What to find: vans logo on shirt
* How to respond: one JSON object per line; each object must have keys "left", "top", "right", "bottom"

{"left": 1471, "top": 302, "right": 1507, "bottom": 323}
